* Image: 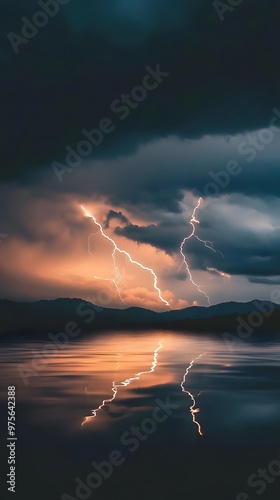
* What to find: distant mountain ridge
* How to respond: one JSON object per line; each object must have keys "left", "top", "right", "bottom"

{"left": 0, "top": 298, "right": 279, "bottom": 336}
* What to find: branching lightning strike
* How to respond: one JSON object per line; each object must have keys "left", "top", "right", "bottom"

{"left": 181, "top": 352, "right": 207, "bottom": 436}
{"left": 179, "top": 198, "right": 223, "bottom": 306}
{"left": 88, "top": 232, "right": 125, "bottom": 301}
{"left": 82, "top": 341, "right": 163, "bottom": 426}
{"left": 81, "top": 205, "right": 169, "bottom": 306}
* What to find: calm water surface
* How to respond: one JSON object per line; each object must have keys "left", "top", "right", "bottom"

{"left": 0, "top": 331, "right": 279, "bottom": 500}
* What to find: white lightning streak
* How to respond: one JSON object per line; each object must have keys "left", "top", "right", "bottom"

{"left": 82, "top": 341, "right": 163, "bottom": 426}
{"left": 81, "top": 205, "right": 169, "bottom": 306}
{"left": 181, "top": 352, "right": 207, "bottom": 436}
{"left": 179, "top": 198, "right": 223, "bottom": 306}
{"left": 88, "top": 232, "right": 125, "bottom": 301}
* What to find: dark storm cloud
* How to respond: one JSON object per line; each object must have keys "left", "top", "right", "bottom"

{"left": 2, "top": 0, "right": 280, "bottom": 180}
{"left": 187, "top": 239, "right": 280, "bottom": 280}
{"left": 47, "top": 132, "right": 280, "bottom": 206}
{"left": 112, "top": 194, "right": 280, "bottom": 280}
{"left": 248, "top": 276, "right": 280, "bottom": 285}
{"left": 208, "top": 251, "right": 280, "bottom": 278}
{"left": 188, "top": 205, "right": 280, "bottom": 278}
{"left": 103, "top": 210, "right": 130, "bottom": 229}
{"left": 114, "top": 221, "right": 182, "bottom": 254}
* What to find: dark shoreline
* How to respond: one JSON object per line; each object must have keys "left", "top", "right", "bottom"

{"left": 0, "top": 297, "right": 279, "bottom": 339}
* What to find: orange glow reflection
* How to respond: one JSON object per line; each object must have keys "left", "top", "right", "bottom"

{"left": 82, "top": 341, "right": 163, "bottom": 426}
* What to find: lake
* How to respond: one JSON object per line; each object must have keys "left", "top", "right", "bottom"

{"left": 0, "top": 331, "right": 279, "bottom": 500}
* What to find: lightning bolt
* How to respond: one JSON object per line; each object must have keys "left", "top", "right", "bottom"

{"left": 82, "top": 385, "right": 118, "bottom": 426}
{"left": 83, "top": 352, "right": 121, "bottom": 426}
{"left": 179, "top": 198, "right": 223, "bottom": 306}
{"left": 82, "top": 341, "right": 163, "bottom": 426}
{"left": 88, "top": 231, "right": 125, "bottom": 301}
{"left": 81, "top": 205, "right": 169, "bottom": 307}
{"left": 181, "top": 352, "right": 207, "bottom": 436}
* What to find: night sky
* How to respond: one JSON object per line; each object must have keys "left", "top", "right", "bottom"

{"left": 1, "top": 0, "right": 280, "bottom": 309}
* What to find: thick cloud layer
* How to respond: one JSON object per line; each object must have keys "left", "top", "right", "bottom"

{"left": 2, "top": 0, "right": 280, "bottom": 180}
{"left": 1, "top": 1, "right": 279, "bottom": 308}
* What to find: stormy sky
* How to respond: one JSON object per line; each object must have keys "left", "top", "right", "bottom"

{"left": 1, "top": 0, "right": 280, "bottom": 309}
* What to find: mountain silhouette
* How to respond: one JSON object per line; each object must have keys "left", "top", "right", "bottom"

{"left": 0, "top": 298, "right": 279, "bottom": 337}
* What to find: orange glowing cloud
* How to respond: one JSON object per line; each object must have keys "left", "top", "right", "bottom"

{"left": 0, "top": 193, "right": 190, "bottom": 310}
